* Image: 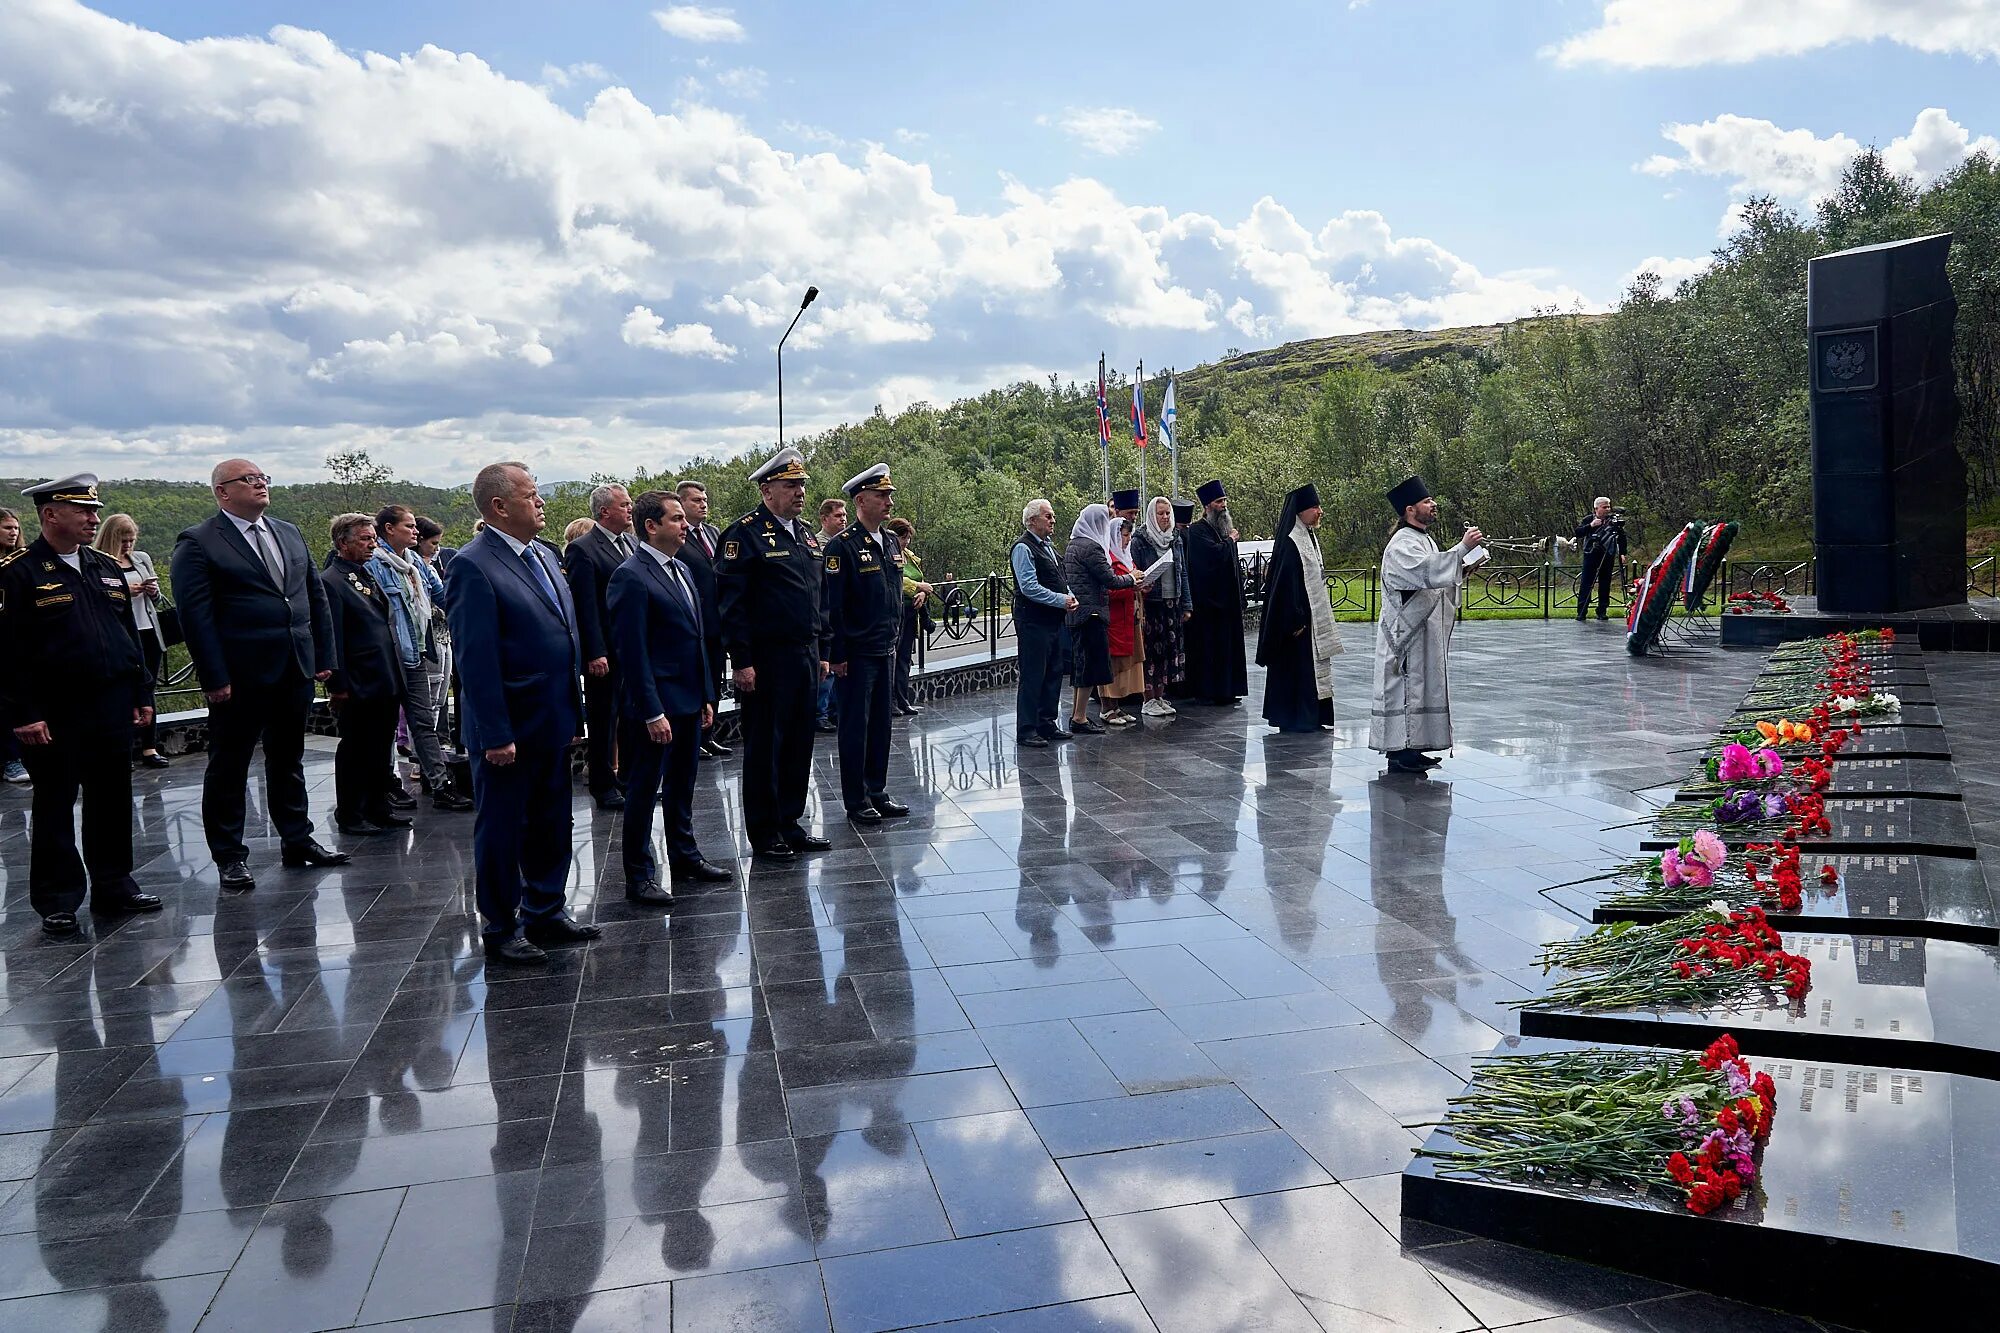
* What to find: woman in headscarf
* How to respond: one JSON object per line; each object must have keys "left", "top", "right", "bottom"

{"left": 1060, "top": 503, "right": 1134, "bottom": 735}
{"left": 1130, "top": 496, "right": 1189, "bottom": 719}
{"left": 1098, "top": 519, "right": 1145, "bottom": 728}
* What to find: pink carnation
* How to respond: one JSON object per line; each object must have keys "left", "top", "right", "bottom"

{"left": 1752, "top": 748, "right": 1785, "bottom": 779}
{"left": 1716, "top": 743, "right": 1755, "bottom": 783}
{"left": 1661, "top": 848, "right": 1686, "bottom": 888}
{"left": 1691, "top": 830, "right": 1727, "bottom": 870}
{"left": 1684, "top": 860, "right": 1716, "bottom": 889}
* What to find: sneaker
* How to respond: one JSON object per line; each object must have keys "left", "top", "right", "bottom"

{"left": 1140, "top": 699, "right": 1174, "bottom": 718}
{"left": 2, "top": 760, "right": 27, "bottom": 785}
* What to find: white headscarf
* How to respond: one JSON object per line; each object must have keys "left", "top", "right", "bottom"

{"left": 1070, "top": 503, "right": 1117, "bottom": 565}
{"left": 1141, "top": 495, "right": 1174, "bottom": 549}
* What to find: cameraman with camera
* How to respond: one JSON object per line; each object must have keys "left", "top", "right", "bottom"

{"left": 1575, "top": 496, "right": 1627, "bottom": 621}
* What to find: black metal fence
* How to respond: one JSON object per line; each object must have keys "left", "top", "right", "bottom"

{"left": 149, "top": 554, "right": 1982, "bottom": 710}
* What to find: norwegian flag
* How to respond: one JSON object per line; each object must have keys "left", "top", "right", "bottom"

{"left": 1131, "top": 367, "right": 1146, "bottom": 449}
{"left": 1096, "top": 354, "right": 1112, "bottom": 447}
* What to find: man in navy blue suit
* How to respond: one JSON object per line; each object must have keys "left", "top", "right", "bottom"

{"left": 446, "top": 461, "right": 602, "bottom": 964}
{"left": 607, "top": 491, "right": 732, "bottom": 905}
{"left": 171, "top": 458, "right": 349, "bottom": 891}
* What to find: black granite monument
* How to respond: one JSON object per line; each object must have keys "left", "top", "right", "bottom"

{"left": 1809, "top": 232, "right": 1964, "bottom": 613}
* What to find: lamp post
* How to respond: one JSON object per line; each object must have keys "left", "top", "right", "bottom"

{"left": 777, "top": 284, "right": 819, "bottom": 447}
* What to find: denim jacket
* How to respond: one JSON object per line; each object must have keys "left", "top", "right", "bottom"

{"left": 367, "top": 545, "right": 446, "bottom": 668}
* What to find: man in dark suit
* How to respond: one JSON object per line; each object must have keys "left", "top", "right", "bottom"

{"left": 171, "top": 458, "right": 348, "bottom": 890}
{"left": 320, "top": 513, "right": 412, "bottom": 837}
{"left": 563, "top": 483, "right": 636, "bottom": 809}
{"left": 447, "top": 461, "right": 601, "bottom": 965}
{"left": 607, "top": 491, "right": 732, "bottom": 905}
{"left": 674, "top": 480, "right": 730, "bottom": 759}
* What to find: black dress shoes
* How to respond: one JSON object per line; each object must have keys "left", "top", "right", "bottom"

{"left": 872, "top": 797, "right": 911, "bottom": 817}
{"left": 365, "top": 808, "right": 414, "bottom": 828}
{"left": 97, "top": 888, "right": 164, "bottom": 915}
{"left": 1070, "top": 719, "right": 1106, "bottom": 735}
{"left": 1042, "top": 727, "right": 1074, "bottom": 742}
{"left": 701, "top": 738, "right": 733, "bottom": 758}
{"left": 281, "top": 839, "right": 351, "bottom": 868}
{"left": 139, "top": 752, "right": 172, "bottom": 769}
{"left": 525, "top": 915, "right": 603, "bottom": 948}
{"left": 218, "top": 859, "right": 256, "bottom": 891}
{"left": 672, "top": 860, "right": 734, "bottom": 883}
{"left": 1019, "top": 734, "right": 1050, "bottom": 749}
{"left": 785, "top": 829, "right": 833, "bottom": 852}
{"left": 484, "top": 936, "right": 548, "bottom": 965}
{"left": 754, "top": 840, "right": 799, "bottom": 861}
{"left": 595, "top": 790, "right": 627, "bottom": 810}
{"left": 384, "top": 787, "right": 418, "bottom": 810}
{"left": 337, "top": 819, "right": 390, "bottom": 837}
{"left": 625, "top": 879, "right": 675, "bottom": 906}
{"left": 433, "top": 786, "right": 474, "bottom": 812}
{"left": 848, "top": 806, "right": 883, "bottom": 825}
{"left": 816, "top": 719, "right": 839, "bottom": 733}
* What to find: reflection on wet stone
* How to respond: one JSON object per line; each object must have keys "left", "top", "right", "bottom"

{"left": 0, "top": 622, "right": 1941, "bottom": 1329}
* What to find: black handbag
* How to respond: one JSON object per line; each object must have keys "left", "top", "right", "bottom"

{"left": 157, "top": 600, "right": 184, "bottom": 647}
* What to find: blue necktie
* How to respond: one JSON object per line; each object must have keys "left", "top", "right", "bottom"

{"left": 523, "top": 546, "right": 564, "bottom": 620}
{"left": 666, "top": 559, "right": 700, "bottom": 634}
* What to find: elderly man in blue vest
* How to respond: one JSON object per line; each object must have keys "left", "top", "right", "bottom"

{"left": 1009, "top": 498, "right": 1078, "bottom": 749}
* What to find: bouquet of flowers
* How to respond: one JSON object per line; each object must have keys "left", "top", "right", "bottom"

{"left": 1515, "top": 904, "right": 1810, "bottom": 1012}
{"left": 1726, "top": 590, "right": 1790, "bottom": 614}
{"left": 1418, "top": 1035, "right": 1778, "bottom": 1215}
{"left": 1653, "top": 788, "right": 1830, "bottom": 842}
{"left": 1594, "top": 832, "right": 1831, "bottom": 911}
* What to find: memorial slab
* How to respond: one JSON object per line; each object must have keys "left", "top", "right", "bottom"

{"left": 1740, "top": 684, "right": 1936, "bottom": 708}
{"left": 1403, "top": 1037, "right": 2000, "bottom": 1329}
{"left": 1754, "top": 665, "right": 1930, "bottom": 689}
{"left": 1519, "top": 932, "right": 2000, "bottom": 1079}
{"left": 1641, "top": 796, "right": 1977, "bottom": 857}
{"left": 1572, "top": 852, "right": 1999, "bottom": 945}
{"left": 1674, "top": 757, "right": 1962, "bottom": 802}
{"left": 1725, "top": 703, "right": 1943, "bottom": 730}
{"left": 1704, "top": 726, "right": 1951, "bottom": 761}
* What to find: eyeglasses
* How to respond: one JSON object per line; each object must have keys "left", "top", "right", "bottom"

{"left": 223, "top": 473, "right": 274, "bottom": 488}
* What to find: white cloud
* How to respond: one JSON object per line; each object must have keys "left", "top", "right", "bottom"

{"left": 714, "top": 66, "right": 766, "bottom": 99}
{"left": 1553, "top": 0, "right": 2000, "bottom": 68}
{"left": 539, "top": 61, "right": 609, "bottom": 89}
{"left": 0, "top": 0, "right": 1591, "bottom": 482}
{"left": 1640, "top": 106, "right": 1998, "bottom": 227}
{"left": 652, "top": 6, "right": 745, "bottom": 43}
{"left": 1620, "top": 255, "right": 1713, "bottom": 294}
{"left": 621, "top": 307, "right": 737, "bottom": 358}
{"left": 1037, "top": 106, "right": 1160, "bottom": 156}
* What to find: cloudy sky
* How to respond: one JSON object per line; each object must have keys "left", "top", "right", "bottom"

{"left": 3, "top": 0, "right": 1996, "bottom": 484}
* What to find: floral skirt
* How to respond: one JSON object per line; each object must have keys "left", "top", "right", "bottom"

{"left": 1143, "top": 600, "right": 1186, "bottom": 690}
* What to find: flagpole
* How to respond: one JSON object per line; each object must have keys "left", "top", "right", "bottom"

{"left": 1098, "top": 353, "right": 1111, "bottom": 503}
{"left": 1169, "top": 369, "right": 1180, "bottom": 501}
{"left": 1136, "top": 359, "right": 1146, "bottom": 503}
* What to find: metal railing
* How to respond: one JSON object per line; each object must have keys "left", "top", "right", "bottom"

{"left": 149, "top": 553, "right": 1997, "bottom": 711}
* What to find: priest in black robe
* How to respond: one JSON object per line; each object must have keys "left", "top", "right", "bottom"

{"left": 1183, "top": 478, "right": 1248, "bottom": 705}
{"left": 1256, "top": 482, "right": 1341, "bottom": 732}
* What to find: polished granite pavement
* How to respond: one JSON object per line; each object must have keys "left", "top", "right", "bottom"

{"left": 4, "top": 620, "right": 1994, "bottom": 1332}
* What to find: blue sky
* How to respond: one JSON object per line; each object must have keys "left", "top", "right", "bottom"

{"left": 7, "top": 0, "right": 1999, "bottom": 481}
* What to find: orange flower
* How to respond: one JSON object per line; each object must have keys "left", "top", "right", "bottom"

{"left": 1756, "top": 720, "right": 1779, "bottom": 742}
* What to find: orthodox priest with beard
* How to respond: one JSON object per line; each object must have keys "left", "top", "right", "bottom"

{"left": 1368, "top": 475, "right": 1483, "bottom": 773}
{"left": 1182, "top": 478, "right": 1248, "bottom": 706}
{"left": 1256, "top": 482, "right": 1342, "bottom": 732}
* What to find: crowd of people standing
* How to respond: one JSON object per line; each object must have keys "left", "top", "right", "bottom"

{"left": 0, "top": 452, "right": 1484, "bottom": 951}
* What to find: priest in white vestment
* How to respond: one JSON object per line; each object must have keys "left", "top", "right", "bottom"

{"left": 1368, "top": 475, "right": 1484, "bottom": 773}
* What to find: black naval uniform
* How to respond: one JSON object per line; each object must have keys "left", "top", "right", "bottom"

{"left": 823, "top": 521, "right": 904, "bottom": 815}
{"left": 320, "top": 553, "right": 407, "bottom": 829}
{"left": 715, "top": 503, "right": 828, "bottom": 850}
{"left": 0, "top": 537, "right": 154, "bottom": 918}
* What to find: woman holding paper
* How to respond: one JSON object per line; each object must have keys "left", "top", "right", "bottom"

{"left": 1099, "top": 520, "right": 1147, "bottom": 727}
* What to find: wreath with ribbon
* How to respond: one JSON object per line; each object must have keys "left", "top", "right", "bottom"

{"left": 1627, "top": 522, "right": 1701, "bottom": 656}
{"left": 1684, "top": 520, "right": 1738, "bottom": 610}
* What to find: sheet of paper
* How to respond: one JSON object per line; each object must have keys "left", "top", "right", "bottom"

{"left": 1140, "top": 555, "right": 1174, "bottom": 585}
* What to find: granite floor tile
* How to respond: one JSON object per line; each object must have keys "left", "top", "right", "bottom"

{"left": 670, "top": 1261, "right": 830, "bottom": 1332}
{"left": 1097, "top": 1201, "right": 1320, "bottom": 1333}
{"left": 913, "top": 1109, "right": 1083, "bottom": 1236}
{"left": 795, "top": 1123, "right": 953, "bottom": 1258}
{"left": 1057, "top": 1128, "right": 1332, "bottom": 1215}
{"left": 200, "top": 1188, "right": 404, "bottom": 1333}
{"left": 820, "top": 1221, "right": 1128, "bottom": 1332}
{"left": 1025, "top": 1084, "right": 1275, "bottom": 1159}
{"left": 785, "top": 1067, "right": 1019, "bottom": 1138}
{"left": 976, "top": 1020, "right": 1126, "bottom": 1108}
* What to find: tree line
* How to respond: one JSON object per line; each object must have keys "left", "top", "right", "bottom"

{"left": 11, "top": 146, "right": 1995, "bottom": 587}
